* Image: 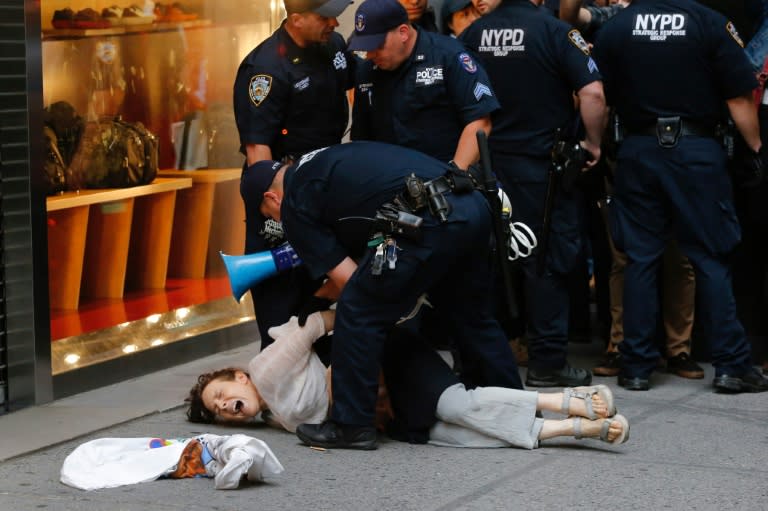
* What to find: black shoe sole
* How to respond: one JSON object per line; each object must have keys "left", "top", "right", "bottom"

{"left": 295, "top": 430, "right": 378, "bottom": 450}
{"left": 713, "top": 376, "right": 768, "bottom": 393}
{"left": 618, "top": 378, "right": 650, "bottom": 391}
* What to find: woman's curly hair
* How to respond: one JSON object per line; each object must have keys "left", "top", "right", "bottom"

{"left": 185, "top": 367, "right": 246, "bottom": 423}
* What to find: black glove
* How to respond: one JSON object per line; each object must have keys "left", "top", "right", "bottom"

{"left": 297, "top": 296, "right": 333, "bottom": 326}
{"left": 736, "top": 146, "right": 766, "bottom": 188}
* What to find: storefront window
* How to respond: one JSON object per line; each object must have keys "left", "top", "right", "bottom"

{"left": 41, "top": 1, "right": 285, "bottom": 373}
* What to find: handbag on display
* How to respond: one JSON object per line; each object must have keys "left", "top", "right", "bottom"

{"left": 43, "top": 101, "right": 160, "bottom": 192}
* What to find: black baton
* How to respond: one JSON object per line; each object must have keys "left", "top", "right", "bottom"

{"left": 477, "top": 130, "right": 518, "bottom": 321}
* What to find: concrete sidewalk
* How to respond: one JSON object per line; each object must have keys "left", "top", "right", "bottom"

{"left": 0, "top": 342, "right": 766, "bottom": 510}
{"left": 0, "top": 342, "right": 259, "bottom": 462}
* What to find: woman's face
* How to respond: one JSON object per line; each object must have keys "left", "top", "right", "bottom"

{"left": 201, "top": 371, "right": 263, "bottom": 422}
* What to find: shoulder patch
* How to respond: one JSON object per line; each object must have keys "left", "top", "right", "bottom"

{"left": 249, "top": 74, "right": 272, "bottom": 107}
{"left": 458, "top": 52, "right": 477, "bottom": 74}
{"left": 568, "top": 29, "right": 591, "bottom": 56}
{"left": 726, "top": 21, "right": 744, "bottom": 48}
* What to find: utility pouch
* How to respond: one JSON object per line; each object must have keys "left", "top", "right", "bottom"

{"left": 716, "top": 118, "right": 736, "bottom": 160}
{"left": 656, "top": 116, "right": 682, "bottom": 148}
{"left": 374, "top": 203, "right": 423, "bottom": 241}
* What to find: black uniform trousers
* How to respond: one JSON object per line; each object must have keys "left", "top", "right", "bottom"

{"left": 329, "top": 192, "right": 523, "bottom": 427}
{"left": 493, "top": 152, "right": 586, "bottom": 371}
{"left": 610, "top": 135, "right": 752, "bottom": 378}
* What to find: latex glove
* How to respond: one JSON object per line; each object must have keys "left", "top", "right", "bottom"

{"left": 267, "top": 316, "right": 301, "bottom": 342}
{"left": 267, "top": 313, "right": 326, "bottom": 347}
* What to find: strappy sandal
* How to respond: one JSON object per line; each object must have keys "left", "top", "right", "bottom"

{"left": 573, "top": 414, "right": 630, "bottom": 445}
{"left": 562, "top": 384, "right": 617, "bottom": 419}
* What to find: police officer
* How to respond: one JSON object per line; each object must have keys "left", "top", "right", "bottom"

{"left": 233, "top": 0, "right": 353, "bottom": 348}
{"left": 349, "top": 0, "right": 500, "bottom": 168}
{"left": 441, "top": 0, "right": 482, "bottom": 37}
{"left": 593, "top": 0, "right": 768, "bottom": 392}
{"left": 461, "top": 0, "right": 606, "bottom": 387}
{"left": 250, "top": 141, "right": 525, "bottom": 449}
{"left": 398, "top": 0, "right": 440, "bottom": 32}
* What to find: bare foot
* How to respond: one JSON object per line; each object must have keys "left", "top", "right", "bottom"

{"left": 575, "top": 415, "right": 629, "bottom": 444}
{"left": 567, "top": 385, "right": 615, "bottom": 419}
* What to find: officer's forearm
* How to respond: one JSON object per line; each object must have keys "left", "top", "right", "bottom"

{"left": 326, "top": 256, "right": 358, "bottom": 295}
{"left": 453, "top": 117, "right": 491, "bottom": 169}
{"left": 727, "top": 93, "right": 762, "bottom": 152}
{"left": 245, "top": 144, "right": 273, "bottom": 166}
{"left": 577, "top": 81, "right": 607, "bottom": 148}
{"left": 559, "top": 0, "right": 590, "bottom": 28}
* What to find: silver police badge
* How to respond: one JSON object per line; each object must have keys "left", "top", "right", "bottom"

{"left": 249, "top": 74, "right": 272, "bottom": 107}
{"left": 568, "top": 29, "right": 591, "bottom": 56}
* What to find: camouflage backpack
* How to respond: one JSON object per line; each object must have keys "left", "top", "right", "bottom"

{"left": 72, "top": 117, "right": 159, "bottom": 189}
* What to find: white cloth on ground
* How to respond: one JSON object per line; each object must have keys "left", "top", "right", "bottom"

{"left": 201, "top": 433, "right": 284, "bottom": 489}
{"left": 250, "top": 313, "right": 329, "bottom": 432}
{"left": 429, "top": 383, "right": 544, "bottom": 449}
{"left": 60, "top": 433, "right": 283, "bottom": 491}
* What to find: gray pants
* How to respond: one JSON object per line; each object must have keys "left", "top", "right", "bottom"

{"left": 429, "top": 384, "right": 544, "bottom": 449}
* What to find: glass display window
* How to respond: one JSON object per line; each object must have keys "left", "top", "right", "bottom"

{"left": 41, "top": 0, "right": 287, "bottom": 374}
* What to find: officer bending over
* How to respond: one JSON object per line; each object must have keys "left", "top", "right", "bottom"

{"left": 250, "top": 141, "right": 525, "bottom": 449}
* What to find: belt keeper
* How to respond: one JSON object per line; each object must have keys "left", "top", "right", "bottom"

{"left": 450, "top": 172, "right": 475, "bottom": 193}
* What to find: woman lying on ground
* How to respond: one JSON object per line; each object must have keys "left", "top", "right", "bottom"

{"left": 186, "top": 310, "right": 629, "bottom": 449}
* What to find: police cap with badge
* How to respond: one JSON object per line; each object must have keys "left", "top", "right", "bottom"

{"left": 347, "top": 0, "right": 409, "bottom": 51}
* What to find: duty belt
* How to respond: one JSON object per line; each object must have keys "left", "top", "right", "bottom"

{"left": 394, "top": 170, "right": 478, "bottom": 222}
{"left": 624, "top": 116, "right": 717, "bottom": 148}
{"left": 337, "top": 170, "right": 478, "bottom": 245}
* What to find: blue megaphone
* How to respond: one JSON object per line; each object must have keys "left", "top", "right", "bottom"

{"left": 220, "top": 243, "right": 303, "bottom": 301}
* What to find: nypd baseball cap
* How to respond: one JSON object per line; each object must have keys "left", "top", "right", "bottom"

{"left": 347, "top": 0, "right": 409, "bottom": 51}
{"left": 284, "top": 0, "right": 353, "bottom": 17}
{"left": 242, "top": 160, "right": 284, "bottom": 210}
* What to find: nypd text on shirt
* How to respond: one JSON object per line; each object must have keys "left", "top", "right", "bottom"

{"left": 632, "top": 14, "right": 687, "bottom": 41}
{"left": 478, "top": 29, "right": 525, "bottom": 56}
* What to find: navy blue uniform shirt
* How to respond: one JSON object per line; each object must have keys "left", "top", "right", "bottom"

{"left": 593, "top": 0, "right": 757, "bottom": 128}
{"left": 281, "top": 142, "right": 453, "bottom": 279}
{"left": 233, "top": 22, "right": 353, "bottom": 161}
{"left": 460, "top": 0, "right": 602, "bottom": 157}
{"left": 351, "top": 30, "right": 500, "bottom": 162}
